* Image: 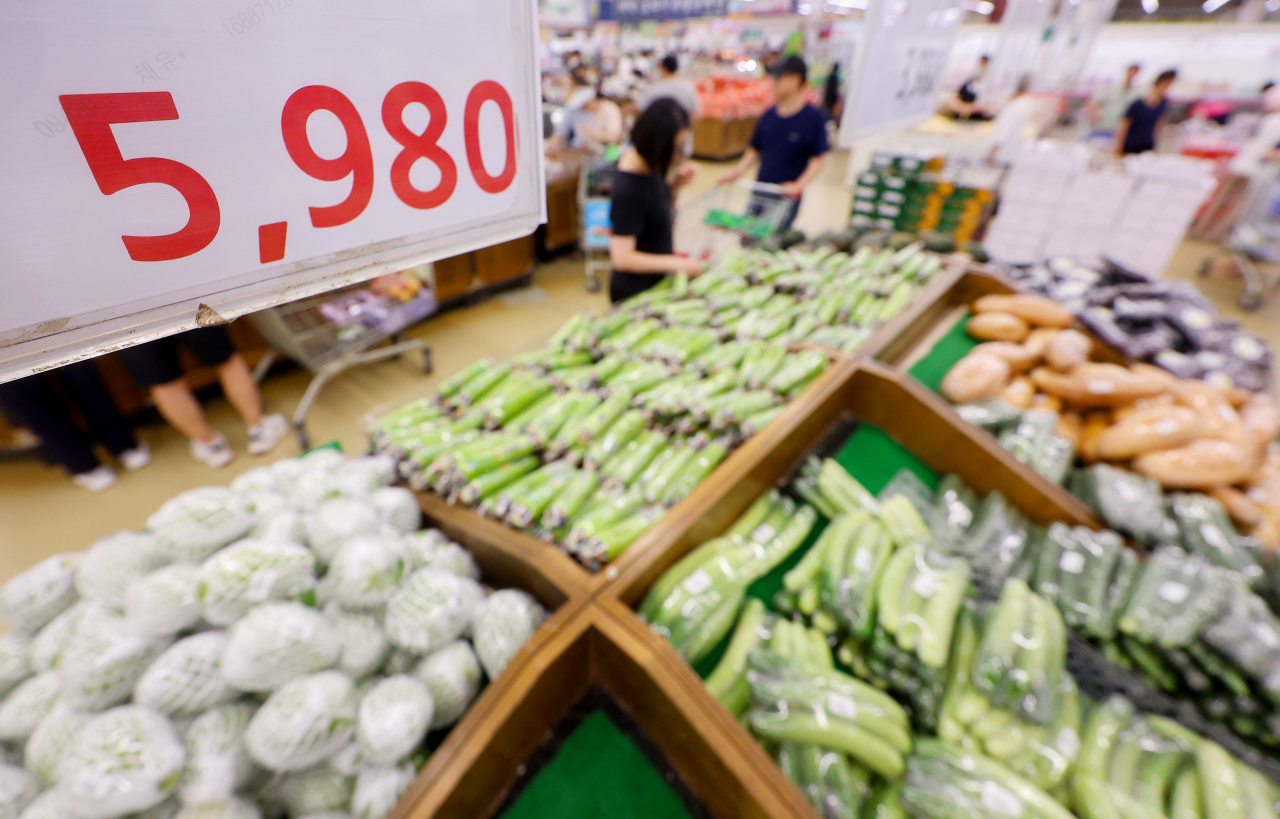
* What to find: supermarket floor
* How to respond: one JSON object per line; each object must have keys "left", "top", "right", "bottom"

{"left": 1, "top": 149, "right": 1277, "bottom": 588}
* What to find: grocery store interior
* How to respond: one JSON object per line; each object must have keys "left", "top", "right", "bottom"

{"left": 5, "top": 1, "right": 1280, "bottom": 818}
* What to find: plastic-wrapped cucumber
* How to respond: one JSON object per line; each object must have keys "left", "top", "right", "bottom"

{"left": 821, "top": 514, "right": 889, "bottom": 640}
{"left": 454, "top": 362, "right": 511, "bottom": 408}
{"left": 972, "top": 579, "right": 1064, "bottom": 725}
{"left": 642, "top": 446, "right": 696, "bottom": 505}
{"left": 541, "top": 470, "right": 599, "bottom": 529}
{"left": 456, "top": 456, "right": 539, "bottom": 507}
{"left": 436, "top": 358, "right": 493, "bottom": 400}
{"left": 602, "top": 431, "right": 667, "bottom": 488}
{"left": 662, "top": 441, "right": 729, "bottom": 505}
{"left": 569, "top": 486, "right": 646, "bottom": 546}
{"left": 574, "top": 388, "right": 633, "bottom": 446}
{"left": 954, "top": 399, "right": 1023, "bottom": 431}
{"left": 1170, "top": 493, "right": 1264, "bottom": 587}
{"left": 581, "top": 506, "right": 666, "bottom": 565}
{"left": 584, "top": 410, "right": 646, "bottom": 470}
{"left": 507, "top": 465, "right": 577, "bottom": 529}
{"left": 963, "top": 491, "right": 1029, "bottom": 587}
{"left": 1070, "top": 464, "right": 1175, "bottom": 546}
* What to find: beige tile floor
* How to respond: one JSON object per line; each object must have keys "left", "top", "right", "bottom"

{"left": 0, "top": 150, "right": 1275, "bottom": 590}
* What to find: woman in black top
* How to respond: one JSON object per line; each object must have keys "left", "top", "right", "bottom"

{"left": 608, "top": 98, "right": 703, "bottom": 304}
{"left": 1116, "top": 69, "right": 1177, "bottom": 156}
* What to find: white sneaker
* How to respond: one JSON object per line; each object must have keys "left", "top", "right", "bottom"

{"left": 72, "top": 465, "right": 117, "bottom": 491}
{"left": 192, "top": 433, "right": 234, "bottom": 468}
{"left": 247, "top": 413, "right": 290, "bottom": 456}
{"left": 120, "top": 441, "right": 151, "bottom": 471}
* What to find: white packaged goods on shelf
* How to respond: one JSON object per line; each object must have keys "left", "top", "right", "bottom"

{"left": 57, "top": 706, "right": 185, "bottom": 818}
{"left": 413, "top": 641, "right": 483, "bottom": 729}
{"left": 0, "top": 448, "right": 535, "bottom": 817}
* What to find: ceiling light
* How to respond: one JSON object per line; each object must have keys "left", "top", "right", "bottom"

{"left": 1141, "top": 0, "right": 1159, "bottom": 12}
{"left": 1202, "top": 0, "right": 1230, "bottom": 11}
{"left": 963, "top": 0, "right": 995, "bottom": 12}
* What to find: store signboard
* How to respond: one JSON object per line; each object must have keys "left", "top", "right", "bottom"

{"left": 982, "top": 0, "right": 1053, "bottom": 101}
{"left": 540, "top": 0, "right": 592, "bottom": 28}
{"left": 602, "top": 0, "right": 730, "bottom": 22}
{"left": 837, "top": 0, "right": 964, "bottom": 145}
{"left": 0, "top": 0, "right": 546, "bottom": 382}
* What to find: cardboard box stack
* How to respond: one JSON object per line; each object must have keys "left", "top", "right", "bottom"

{"left": 850, "top": 150, "right": 994, "bottom": 244}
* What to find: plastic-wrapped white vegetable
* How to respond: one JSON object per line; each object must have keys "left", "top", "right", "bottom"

{"left": 198, "top": 540, "right": 317, "bottom": 626}
{"left": 29, "top": 600, "right": 106, "bottom": 672}
{"left": 16, "top": 790, "right": 71, "bottom": 819}
{"left": 304, "top": 498, "right": 381, "bottom": 564}
{"left": 126, "top": 565, "right": 204, "bottom": 638}
{"left": 350, "top": 763, "right": 415, "bottom": 819}
{"left": 251, "top": 510, "right": 306, "bottom": 544}
{"left": 244, "top": 671, "right": 357, "bottom": 772}
{"left": 300, "top": 448, "right": 346, "bottom": 472}
{"left": 178, "top": 704, "right": 257, "bottom": 807}
{"left": 356, "top": 675, "right": 433, "bottom": 765}
{"left": 473, "top": 590, "right": 546, "bottom": 679}
{"left": 380, "top": 650, "right": 418, "bottom": 677}
{"left": 401, "top": 530, "right": 449, "bottom": 572}
{"left": 275, "top": 766, "right": 353, "bottom": 816}
{"left": 221, "top": 602, "right": 341, "bottom": 692}
{"left": 148, "top": 488, "right": 256, "bottom": 563}
{"left": 133, "top": 799, "right": 182, "bottom": 819}
{"left": 173, "top": 797, "right": 261, "bottom": 819}
{"left": 290, "top": 470, "right": 340, "bottom": 511}
{"left": 333, "top": 456, "right": 397, "bottom": 497}
{"left": 0, "top": 634, "right": 31, "bottom": 698}
{"left": 326, "top": 743, "right": 364, "bottom": 777}
{"left": 24, "top": 705, "right": 91, "bottom": 786}
{"left": 134, "top": 632, "right": 236, "bottom": 716}
{"left": 230, "top": 467, "right": 275, "bottom": 496}
{"left": 59, "top": 612, "right": 169, "bottom": 710}
{"left": 57, "top": 706, "right": 185, "bottom": 818}
{"left": 413, "top": 641, "right": 482, "bottom": 729}
{"left": 1, "top": 553, "right": 79, "bottom": 634}
{"left": 423, "top": 543, "right": 481, "bottom": 581}
{"left": 384, "top": 569, "right": 485, "bottom": 655}
{"left": 327, "top": 537, "right": 406, "bottom": 610}
{"left": 241, "top": 490, "right": 286, "bottom": 517}
{"left": 75, "top": 531, "right": 167, "bottom": 609}
{"left": 269, "top": 458, "right": 308, "bottom": 493}
{"left": 0, "top": 763, "right": 38, "bottom": 819}
{"left": 368, "top": 487, "right": 419, "bottom": 534}
{"left": 324, "top": 605, "right": 389, "bottom": 680}
{"left": 0, "top": 672, "right": 62, "bottom": 742}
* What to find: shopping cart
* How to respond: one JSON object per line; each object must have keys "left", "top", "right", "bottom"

{"left": 248, "top": 276, "right": 434, "bottom": 449}
{"left": 578, "top": 155, "right": 617, "bottom": 293}
{"left": 1198, "top": 168, "right": 1280, "bottom": 311}
{"left": 674, "top": 180, "right": 795, "bottom": 263}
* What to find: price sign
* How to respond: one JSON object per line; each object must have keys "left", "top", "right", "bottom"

{"left": 837, "top": 0, "right": 964, "bottom": 145}
{"left": 0, "top": 0, "right": 545, "bottom": 381}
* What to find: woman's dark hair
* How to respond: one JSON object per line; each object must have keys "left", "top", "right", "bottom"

{"left": 1156, "top": 69, "right": 1178, "bottom": 85}
{"left": 661, "top": 54, "right": 679, "bottom": 74}
{"left": 631, "top": 98, "right": 689, "bottom": 179}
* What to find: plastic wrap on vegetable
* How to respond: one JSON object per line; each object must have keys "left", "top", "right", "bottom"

{"left": 244, "top": 671, "right": 357, "bottom": 772}
{"left": 74, "top": 531, "right": 167, "bottom": 609}
{"left": 325, "top": 604, "right": 389, "bottom": 680}
{"left": 1169, "top": 493, "right": 1265, "bottom": 588}
{"left": 473, "top": 590, "right": 547, "bottom": 679}
{"left": 0, "top": 633, "right": 31, "bottom": 701}
{"left": 1069, "top": 464, "right": 1176, "bottom": 546}
{"left": 57, "top": 611, "right": 170, "bottom": 711}
{"left": 0, "top": 672, "right": 63, "bottom": 743}
{"left": 412, "top": 640, "right": 482, "bottom": 729}
{"left": 127, "top": 564, "right": 205, "bottom": 638}
{"left": 875, "top": 541, "right": 970, "bottom": 669}
{"left": 350, "top": 762, "right": 415, "bottom": 819}
{"left": 972, "top": 579, "right": 1066, "bottom": 725}
{"left": 219, "top": 602, "right": 341, "bottom": 693}
{"left": 303, "top": 498, "right": 381, "bottom": 564}
{"left": 355, "top": 674, "right": 433, "bottom": 765}
{"left": 178, "top": 703, "right": 258, "bottom": 807}
{"left": 384, "top": 569, "right": 485, "bottom": 655}
{"left": 962, "top": 491, "right": 1030, "bottom": 588}
{"left": 901, "top": 739, "right": 1075, "bottom": 819}
{"left": 148, "top": 488, "right": 256, "bottom": 563}
{"left": 273, "top": 766, "right": 352, "bottom": 817}
{"left": 0, "top": 553, "right": 80, "bottom": 635}
{"left": 24, "top": 705, "right": 91, "bottom": 788}
{"left": 197, "top": 539, "right": 318, "bottom": 626}
{"left": 1118, "top": 547, "right": 1235, "bottom": 650}
{"left": 324, "top": 536, "right": 406, "bottom": 610}
{"left": 133, "top": 632, "right": 237, "bottom": 717}
{"left": 56, "top": 706, "right": 186, "bottom": 818}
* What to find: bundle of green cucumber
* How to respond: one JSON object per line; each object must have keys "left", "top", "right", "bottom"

{"left": 607, "top": 243, "right": 945, "bottom": 355}
{"left": 641, "top": 458, "right": 1280, "bottom": 819}
{"left": 367, "top": 308, "right": 830, "bottom": 569}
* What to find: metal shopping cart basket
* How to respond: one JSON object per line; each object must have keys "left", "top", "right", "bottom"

{"left": 248, "top": 278, "right": 434, "bottom": 449}
{"left": 1199, "top": 168, "right": 1280, "bottom": 311}
{"left": 674, "top": 180, "right": 794, "bottom": 264}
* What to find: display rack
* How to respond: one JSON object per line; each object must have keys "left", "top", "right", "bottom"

{"left": 386, "top": 260, "right": 1266, "bottom": 819}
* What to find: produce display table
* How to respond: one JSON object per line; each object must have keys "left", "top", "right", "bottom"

{"left": 692, "top": 116, "right": 759, "bottom": 162}
{"left": 388, "top": 258, "right": 1271, "bottom": 819}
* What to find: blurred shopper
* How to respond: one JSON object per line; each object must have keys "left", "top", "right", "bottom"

{"left": 986, "top": 77, "right": 1040, "bottom": 165}
{"left": 945, "top": 55, "right": 992, "bottom": 121}
{"left": 608, "top": 99, "right": 703, "bottom": 304}
{"left": 823, "top": 62, "right": 843, "bottom": 123}
{"left": 1192, "top": 85, "right": 1280, "bottom": 242}
{"left": 1090, "top": 63, "right": 1141, "bottom": 135}
{"left": 0, "top": 361, "right": 150, "bottom": 491}
{"left": 719, "top": 56, "right": 829, "bottom": 234}
{"left": 1115, "top": 69, "right": 1177, "bottom": 156}
{"left": 116, "top": 327, "right": 288, "bottom": 468}
{"left": 552, "top": 84, "right": 624, "bottom": 151}
{"left": 641, "top": 54, "right": 702, "bottom": 120}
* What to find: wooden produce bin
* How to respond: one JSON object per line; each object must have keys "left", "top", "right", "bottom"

{"left": 429, "top": 235, "right": 535, "bottom": 306}
{"left": 411, "top": 356, "right": 855, "bottom": 599}
{"left": 692, "top": 116, "right": 755, "bottom": 161}
{"left": 544, "top": 174, "right": 580, "bottom": 252}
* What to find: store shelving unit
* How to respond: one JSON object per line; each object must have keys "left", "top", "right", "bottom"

{"left": 388, "top": 258, "right": 1256, "bottom": 819}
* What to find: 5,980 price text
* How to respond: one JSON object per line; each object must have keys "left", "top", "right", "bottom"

{"left": 58, "top": 79, "right": 516, "bottom": 265}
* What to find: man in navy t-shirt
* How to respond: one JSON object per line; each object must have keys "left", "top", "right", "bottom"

{"left": 1116, "top": 68, "right": 1177, "bottom": 156}
{"left": 720, "top": 55, "right": 829, "bottom": 232}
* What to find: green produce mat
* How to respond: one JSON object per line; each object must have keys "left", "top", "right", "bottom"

{"left": 501, "top": 700, "right": 700, "bottom": 819}
{"left": 904, "top": 312, "right": 977, "bottom": 394}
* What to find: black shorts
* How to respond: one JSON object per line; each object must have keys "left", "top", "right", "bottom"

{"left": 116, "top": 327, "right": 236, "bottom": 387}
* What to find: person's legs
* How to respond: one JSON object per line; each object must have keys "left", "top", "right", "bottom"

{"left": 0, "top": 374, "right": 114, "bottom": 488}
{"left": 778, "top": 195, "right": 801, "bottom": 233}
{"left": 55, "top": 361, "right": 138, "bottom": 456}
{"left": 216, "top": 353, "right": 263, "bottom": 429}
{"left": 151, "top": 378, "right": 219, "bottom": 443}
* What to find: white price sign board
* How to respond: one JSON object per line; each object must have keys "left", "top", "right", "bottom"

{"left": 0, "top": 0, "right": 545, "bottom": 381}
{"left": 838, "top": 0, "right": 964, "bottom": 146}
